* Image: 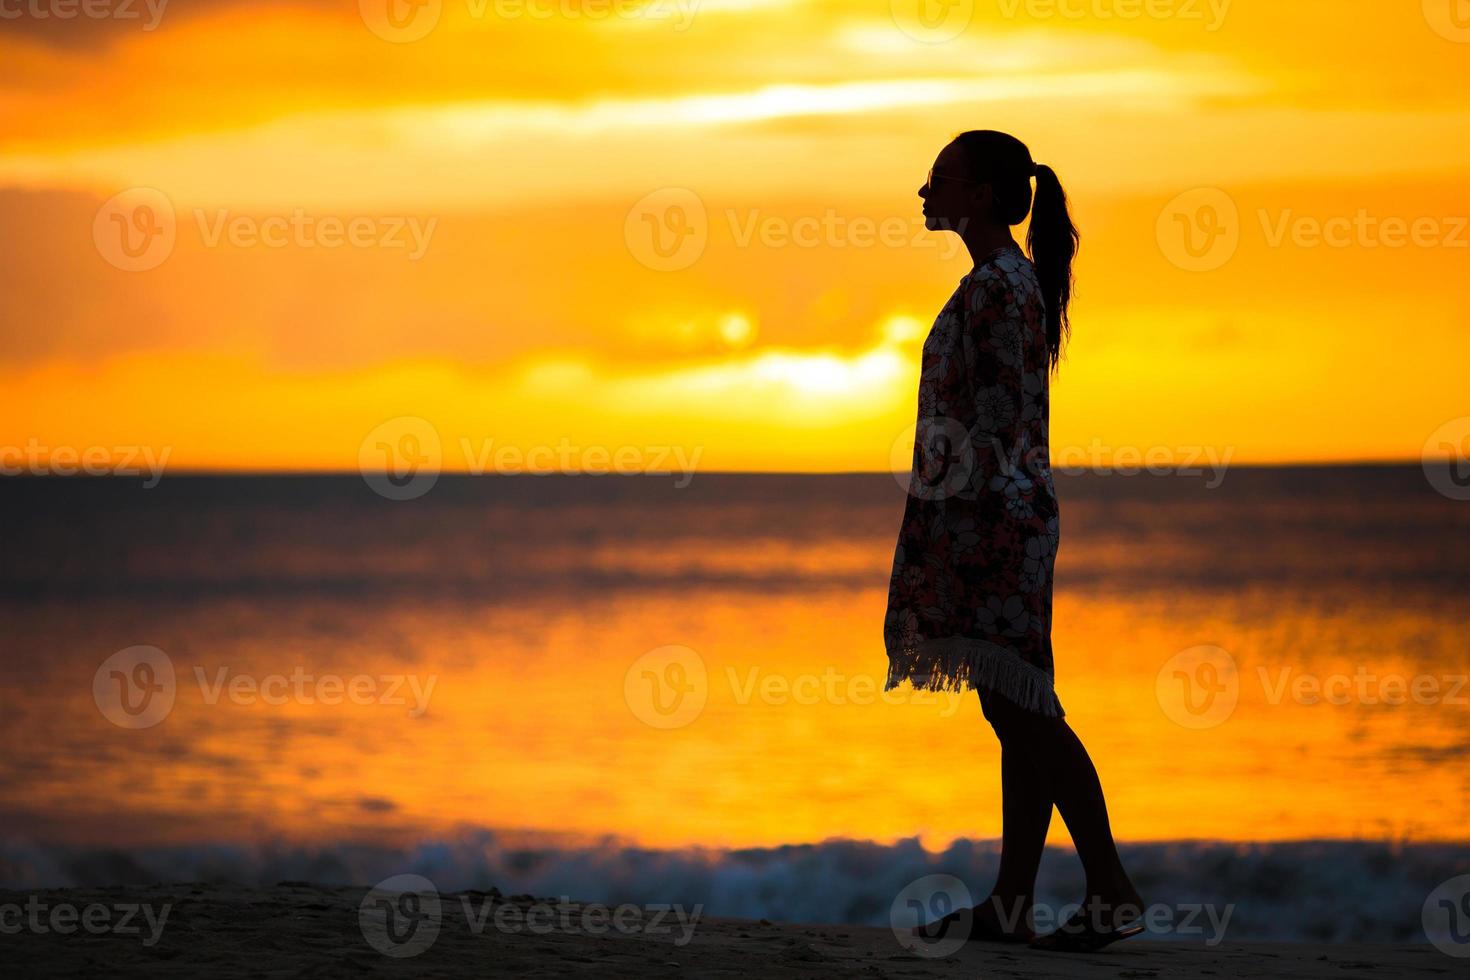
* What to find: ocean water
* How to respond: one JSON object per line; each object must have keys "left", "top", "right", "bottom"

{"left": 1, "top": 468, "right": 1466, "bottom": 940}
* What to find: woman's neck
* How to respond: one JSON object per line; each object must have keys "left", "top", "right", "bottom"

{"left": 962, "top": 226, "right": 1020, "bottom": 266}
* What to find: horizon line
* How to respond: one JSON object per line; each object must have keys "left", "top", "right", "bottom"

{"left": 0, "top": 458, "right": 1437, "bottom": 479}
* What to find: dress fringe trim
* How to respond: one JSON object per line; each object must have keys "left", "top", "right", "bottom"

{"left": 885, "top": 636, "right": 1064, "bottom": 717}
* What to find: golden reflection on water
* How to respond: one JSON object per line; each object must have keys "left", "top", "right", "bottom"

{"left": 12, "top": 574, "right": 1467, "bottom": 850}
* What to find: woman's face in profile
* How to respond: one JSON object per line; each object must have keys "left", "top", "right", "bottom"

{"left": 919, "top": 142, "right": 987, "bottom": 233}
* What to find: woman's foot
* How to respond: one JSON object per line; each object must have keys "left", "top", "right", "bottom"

{"left": 971, "top": 895, "right": 1037, "bottom": 943}
{"left": 1028, "top": 909, "right": 1144, "bottom": 953}
{"left": 910, "top": 895, "right": 1036, "bottom": 944}
{"left": 1029, "top": 888, "right": 1147, "bottom": 953}
{"left": 1098, "top": 884, "right": 1145, "bottom": 926}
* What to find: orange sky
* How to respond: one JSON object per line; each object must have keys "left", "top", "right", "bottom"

{"left": 2, "top": 0, "right": 1468, "bottom": 472}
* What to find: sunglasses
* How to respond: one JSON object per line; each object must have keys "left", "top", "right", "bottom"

{"left": 926, "top": 167, "right": 983, "bottom": 188}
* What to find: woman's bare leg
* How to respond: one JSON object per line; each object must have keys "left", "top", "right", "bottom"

{"left": 979, "top": 689, "right": 1143, "bottom": 932}
{"left": 978, "top": 692, "right": 1052, "bottom": 936}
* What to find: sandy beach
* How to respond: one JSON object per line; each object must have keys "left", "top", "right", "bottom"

{"left": 0, "top": 882, "right": 1450, "bottom": 978}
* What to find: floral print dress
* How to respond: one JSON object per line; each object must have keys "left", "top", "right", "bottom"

{"left": 883, "top": 243, "right": 1064, "bottom": 716}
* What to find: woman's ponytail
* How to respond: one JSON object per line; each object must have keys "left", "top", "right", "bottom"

{"left": 1027, "top": 164, "right": 1079, "bottom": 372}
{"left": 952, "top": 131, "right": 1080, "bottom": 371}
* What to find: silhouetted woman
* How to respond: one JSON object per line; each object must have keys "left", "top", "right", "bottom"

{"left": 885, "top": 130, "right": 1145, "bottom": 953}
